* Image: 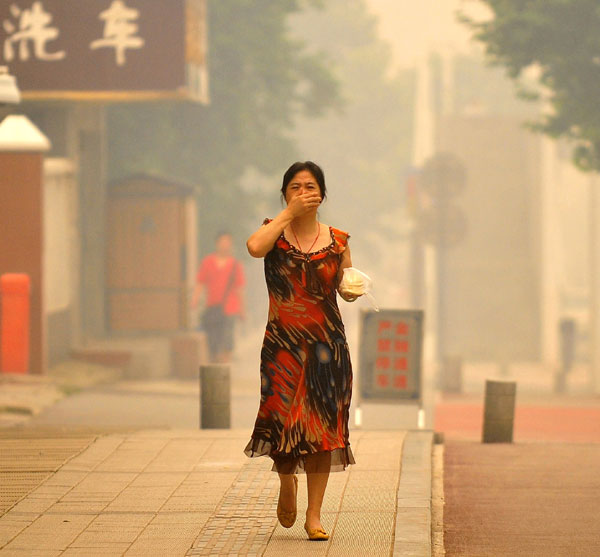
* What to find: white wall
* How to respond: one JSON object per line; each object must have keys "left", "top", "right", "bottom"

{"left": 43, "top": 158, "right": 78, "bottom": 314}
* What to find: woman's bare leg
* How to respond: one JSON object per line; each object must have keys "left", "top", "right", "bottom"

{"left": 278, "top": 473, "right": 296, "bottom": 512}
{"left": 305, "top": 451, "right": 331, "bottom": 530}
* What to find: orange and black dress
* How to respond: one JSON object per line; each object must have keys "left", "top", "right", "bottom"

{"left": 244, "top": 219, "right": 355, "bottom": 474}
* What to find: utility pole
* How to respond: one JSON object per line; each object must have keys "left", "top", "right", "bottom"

{"left": 590, "top": 174, "right": 600, "bottom": 394}
{"left": 418, "top": 153, "right": 467, "bottom": 367}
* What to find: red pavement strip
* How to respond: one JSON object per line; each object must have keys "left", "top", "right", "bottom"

{"left": 443, "top": 441, "right": 600, "bottom": 557}
{"left": 435, "top": 400, "right": 600, "bottom": 443}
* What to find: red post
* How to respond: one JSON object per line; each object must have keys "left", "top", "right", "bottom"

{"left": 1, "top": 273, "right": 31, "bottom": 374}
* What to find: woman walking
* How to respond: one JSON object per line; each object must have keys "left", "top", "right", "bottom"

{"left": 244, "top": 161, "right": 360, "bottom": 541}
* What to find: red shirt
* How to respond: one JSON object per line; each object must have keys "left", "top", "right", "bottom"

{"left": 196, "top": 254, "right": 245, "bottom": 315}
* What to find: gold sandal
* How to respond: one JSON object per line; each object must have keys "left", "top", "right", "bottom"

{"left": 277, "top": 475, "right": 298, "bottom": 528}
{"left": 304, "top": 522, "right": 329, "bottom": 541}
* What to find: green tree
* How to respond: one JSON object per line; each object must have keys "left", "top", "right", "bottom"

{"left": 461, "top": 1, "right": 600, "bottom": 172}
{"left": 107, "top": 0, "right": 340, "bottom": 250}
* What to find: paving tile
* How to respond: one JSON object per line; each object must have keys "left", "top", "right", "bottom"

{"left": 62, "top": 547, "right": 128, "bottom": 556}
{"left": 61, "top": 437, "right": 125, "bottom": 472}
{"left": 104, "top": 485, "right": 178, "bottom": 513}
{"left": 394, "top": 507, "right": 431, "bottom": 543}
{"left": 197, "top": 438, "right": 249, "bottom": 464}
{"left": 396, "top": 497, "right": 432, "bottom": 508}
{"left": 149, "top": 512, "right": 210, "bottom": 525}
{"left": 345, "top": 470, "right": 398, "bottom": 489}
{"left": 0, "top": 510, "right": 41, "bottom": 523}
{"left": 0, "top": 516, "right": 38, "bottom": 547}
{"left": 2, "top": 513, "right": 96, "bottom": 551}
{"left": 340, "top": 490, "right": 398, "bottom": 511}
{"left": 66, "top": 541, "right": 132, "bottom": 551}
{"left": 94, "top": 439, "right": 168, "bottom": 473}
{"left": 26, "top": 484, "right": 73, "bottom": 499}
{"left": 144, "top": 439, "right": 213, "bottom": 473}
{"left": 391, "top": 540, "right": 431, "bottom": 557}
{"left": 126, "top": 513, "right": 209, "bottom": 556}
{"left": 128, "top": 472, "right": 187, "bottom": 488}
{"left": 42, "top": 471, "right": 87, "bottom": 488}
{"left": 330, "top": 510, "right": 396, "bottom": 547}
{"left": 46, "top": 501, "right": 108, "bottom": 514}
{"left": 160, "top": 496, "right": 222, "bottom": 513}
{"left": 127, "top": 536, "right": 197, "bottom": 556}
{"left": 163, "top": 471, "right": 238, "bottom": 513}
{"left": 69, "top": 513, "right": 152, "bottom": 546}
{"left": 6, "top": 498, "right": 55, "bottom": 514}
{"left": 0, "top": 549, "right": 63, "bottom": 556}
{"left": 189, "top": 516, "right": 276, "bottom": 556}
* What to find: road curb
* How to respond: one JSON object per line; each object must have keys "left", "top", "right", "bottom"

{"left": 393, "top": 430, "right": 434, "bottom": 557}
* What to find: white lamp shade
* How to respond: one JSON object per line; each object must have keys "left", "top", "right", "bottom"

{"left": 0, "top": 115, "right": 51, "bottom": 152}
{"left": 0, "top": 67, "right": 21, "bottom": 105}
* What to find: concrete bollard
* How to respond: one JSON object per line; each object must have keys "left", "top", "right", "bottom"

{"left": 199, "top": 364, "right": 231, "bottom": 429}
{"left": 482, "top": 379, "right": 516, "bottom": 443}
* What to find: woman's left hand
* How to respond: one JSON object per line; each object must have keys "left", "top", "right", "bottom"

{"left": 338, "top": 288, "right": 361, "bottom": 302}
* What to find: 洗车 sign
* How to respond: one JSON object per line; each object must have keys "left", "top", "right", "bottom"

{"left": 0, "top": 0, "right": 208, "bottom": 101}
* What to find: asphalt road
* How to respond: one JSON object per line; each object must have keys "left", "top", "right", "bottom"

{"left": 26, "top": 384, "right": 259, "bottom": 430}
{"left": 24, "top": 380, "right": 430, "bottom": 432}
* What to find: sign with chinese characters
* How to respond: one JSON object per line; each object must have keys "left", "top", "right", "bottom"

{"left": 358, "top": 309, "right": 424, "bottom": 403}
{"left": 0, "top": 0, "right": 208, "bottom": 101}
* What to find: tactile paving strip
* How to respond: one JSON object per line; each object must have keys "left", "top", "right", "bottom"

{"left": 0, "top": 437, "right": 97, "bottom": 515}
{"left": 187, "top": 457, "right": 279, "bottom": 556}
{"left": 0, "top": 472, "right": 50, "bottom": 514}
{"left": 264, "top": 431, "right": 405, "bottom": 557}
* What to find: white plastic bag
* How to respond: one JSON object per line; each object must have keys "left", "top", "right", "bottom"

{"left": 339, "top": 267, "right": 380, "bottom": 311}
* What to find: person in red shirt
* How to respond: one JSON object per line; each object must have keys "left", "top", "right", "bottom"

{"left": 191, "top": 231, "right": 245, "bottom": 363}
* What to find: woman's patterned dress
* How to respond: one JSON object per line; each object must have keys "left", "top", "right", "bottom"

{"left": 244, "top": 220, "right": 355, "bottom": 474}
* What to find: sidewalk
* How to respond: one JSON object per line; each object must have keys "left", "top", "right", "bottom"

{"left": 0, "top": 427, "right": 434, "bottom": 556}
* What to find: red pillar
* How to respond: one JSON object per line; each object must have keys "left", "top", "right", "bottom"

{"left": 1, "top": 274, "right": 31, "bottom": 373}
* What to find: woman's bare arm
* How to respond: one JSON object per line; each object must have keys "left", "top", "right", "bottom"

{"left": 246, "top": 191, "right": 321, "bottom": 258}
{"left": 246, "top": 209, "right": 294, "bottom": 258}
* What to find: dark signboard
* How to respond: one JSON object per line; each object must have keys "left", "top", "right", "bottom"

{"left": 358, "top": 309, "right": 424, "bottom": 402}
{"left": 0, "top": 0, "right": 208, "bottom": 101}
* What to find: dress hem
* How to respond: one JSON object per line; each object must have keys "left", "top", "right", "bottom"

{"left": 243, "top": 437, "right": 355, "bottom": 474}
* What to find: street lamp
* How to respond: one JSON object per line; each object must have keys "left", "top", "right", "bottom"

{"left": 0, "top": 66, "right": 21, "bottom": 121}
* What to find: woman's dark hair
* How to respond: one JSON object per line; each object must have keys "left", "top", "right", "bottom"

{"left": 281, "top": 161, "right": 327, "bottom": 201}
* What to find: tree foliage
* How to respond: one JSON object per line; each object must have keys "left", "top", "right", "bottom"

{"left": 461, "top": 0, "right": 600, "bottom": 171}
{"left": 107, "top": 0, "right": 340, "bottom": 248}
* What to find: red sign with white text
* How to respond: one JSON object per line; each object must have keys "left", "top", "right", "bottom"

{"left": 358, "top": 309, "right": 424, "bottom": 402}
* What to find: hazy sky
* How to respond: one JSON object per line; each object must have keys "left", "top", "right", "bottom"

{"left": 366, "top": 0, "right": 491, "bottom": 69}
